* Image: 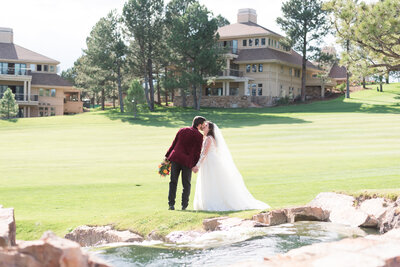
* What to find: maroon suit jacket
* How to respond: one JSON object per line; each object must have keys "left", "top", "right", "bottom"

{"left": 165, "top": 127, "right": 204, "bottom": 169}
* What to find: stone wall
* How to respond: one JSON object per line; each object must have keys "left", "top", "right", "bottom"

{"left": 173, "top": 95, "right": 274, "bottom": 108}
{"left": 306, "top": 86, "right": 323, "bottom": 99}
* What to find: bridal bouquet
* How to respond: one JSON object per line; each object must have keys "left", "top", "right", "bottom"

{"left": 158, "top": 160, "right": 171, "bottom": 177}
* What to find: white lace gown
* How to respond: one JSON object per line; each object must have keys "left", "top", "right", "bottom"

{"left": 193, "top": 135, "right": 270, "bottom": 211}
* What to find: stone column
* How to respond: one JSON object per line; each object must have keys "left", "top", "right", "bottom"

{"left": 23, "top": 81, "right": 27, "bottom": 101}
{"left": 222, "top": 82, "right": 226, "bottom": 96}
{"left": 244, "top": 80, "right": 248, "bottom": 96}
{"left": 226, "top": 81, "right": 230, "bottom": 96}
{"left": 23, "top": 106, "right": 27, "bottom": 117}
{"left": 27, "top": 107, "right": 31, "bottom": 117}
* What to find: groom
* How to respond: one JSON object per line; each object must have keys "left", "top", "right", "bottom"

{"left": 165, "top": 116, "right": 206, "bottom": 210}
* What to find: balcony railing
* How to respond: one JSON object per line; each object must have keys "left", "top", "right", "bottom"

{"left": 223, "top": 46, "right": 239, "bottom": 55}
{"left": 0, "top": 93, "right": 38, "bottom": 102}
{"left": 0, "top": 68, "right": 32, "bottom": 76}
{"left": 218, "top": 69, "right": 244, "bottom": 77}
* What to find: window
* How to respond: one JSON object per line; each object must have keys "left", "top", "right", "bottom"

{"left": 0, "top": 62, "right": 8, "bottom": 74}
{"left": 51, "top": 89, "right": 56, "bottom": 97}
{"left": 280, "top": 66, "right": 284, "bottom": 73}
{"left": 51, "top": 107, "right": 55, "bottom": 116}
{"left": 246, "top": 64, "right": 251, "bottom": 73}
{"left": 50, "top": 65, "right": 55, "bottom": 72}
{"left": 39, "top": 88, "right": 44, "bottom": 96}
{"left": 274, "top": 40, "right": 277, "bottom": 47}
{"left": 229, "top": 88, "right": 239, "bottom": 96}
{"left": 261, "top": 38, "right": 266, "bottom": 46}
{"left": 268, "top": 39, "right": 271, "bottom": 46}
{"left": 37, "top": 65, "right": 42, "bottom": 71}
{"left": 255, "top": 38, "right": 259, "bottom": 46}
{"left": 258, "top": 84, "right": 263, "bottom": 96}
{"left": 252, "top": 64, "right": 257, "bottom": 72}
{"left": 289, "top": 68, "right": 293, "bottom": 76}
{"left": 30, "top": 64, "right": 36, "bottom": 71}
{"left": 251, "top": 84, "right": 257, "bottom": 96}
{"left": 45, "top": 89, "right": 50, "bottom": 97}
{"left": 295, "top": 69, "right": 301, "bottom": 77}
{"left": 242, "top": 39, "right": 247, "bottom": 47}
{"left": 289, "top": 87, "right": 294, "bottom": 99}
{"left": 206, "top": 88, "right": 223, "bottom": 96}
{"left": 44, "top": 65, "right": 49, "bottom": 72}
{"left": 249, "top": 39, "right": 253, "bottom": 46}
{"left": 259, "top": 64, "right": 263, "bottom": 72}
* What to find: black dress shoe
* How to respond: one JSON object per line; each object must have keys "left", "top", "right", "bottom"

{"left": 169, "top": 206, "right": 175, "bottom": 210}
{"left": 181, "top": 206, "right": 187, "bottom": 211}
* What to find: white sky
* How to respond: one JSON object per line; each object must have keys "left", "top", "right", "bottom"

{"left": 1, "top": 0, "right": 374, "bottom": 72}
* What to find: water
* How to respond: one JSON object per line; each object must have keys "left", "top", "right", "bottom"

{"left": 93, "top": 222, "right": 375, "bottom": 267}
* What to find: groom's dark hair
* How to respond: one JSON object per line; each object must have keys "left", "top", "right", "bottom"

{"left": 192, "top": 116, "right": 206, "bottom": 128}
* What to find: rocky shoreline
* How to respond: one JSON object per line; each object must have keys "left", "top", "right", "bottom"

{"left": 2, "top": 192, "right": 400, "bottom": 266}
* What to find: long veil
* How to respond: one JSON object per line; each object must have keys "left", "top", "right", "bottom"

{"left": 212, "top": 124, "right": 270, "bottom": 210}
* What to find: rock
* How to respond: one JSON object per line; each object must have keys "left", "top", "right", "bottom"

{"left": 147, "top": 230, "right": 164, "bottom": 241}
{"left": 165, "top": 230, "right": 204, "bottom": 244}
{"left": 285, "top": 207, "right": 329, "bottom": 223}
{"left": 203, "top": 217, "right": 229, "bottom": 231}
{"left": 307, "top": 192, "right": 371, "bottom": 227}
{"left": 0, "top": 207, "right": 16, "bottom": 247}
{"left": 252, "top": 210, "right": 287, "bottom": 226}
{"left": 360, "top": 198, "right": 388, "bottom": 219}
{"left": 257, "top": 229, "right": 400, "bottom": 267}
{"left": 0, "top": 231, "right": 111, "bottom": 267}
{"left": 379, "top": 205, "right": 400, "bottom": 234}
{"left": 65, "top": 225, "right": 143, "bottom": 247}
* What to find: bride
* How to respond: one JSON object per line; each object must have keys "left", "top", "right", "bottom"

{"left": 193, "top": 121, "right": 270, "bottom": 211}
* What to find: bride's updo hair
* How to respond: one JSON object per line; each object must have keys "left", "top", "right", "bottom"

{"left": 207, "top": 121, "right": 215, "bottom": 139}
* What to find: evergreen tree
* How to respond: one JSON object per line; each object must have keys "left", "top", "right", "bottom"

{"left": 124, "top": 80, "right": 146, "bottom": 118}
{"left": 0, "top": 88, "right": 19, "bottom": 119}
{"left": 277, "top": 0, "right": 331, "bottom": 102}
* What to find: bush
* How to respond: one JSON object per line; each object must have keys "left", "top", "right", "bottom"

{"left": 336, "top": 83, "right": 346, "bottom": 93}
{"left": 275, "top": 96, "right": 290, "bottom": 105}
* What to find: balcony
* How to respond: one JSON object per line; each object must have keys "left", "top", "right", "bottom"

{"left": 0, "top": 93, "right": 39, "bottom": 105}
{"left": 218, "top": 69, "right": 244, "bottom": 77}
{"left": 0, "top": 68, "right": 32, "bottom": 76}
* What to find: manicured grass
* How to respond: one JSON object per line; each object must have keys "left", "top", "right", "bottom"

{"left": 1, "top": 84, "right": 400, "bottom": 240}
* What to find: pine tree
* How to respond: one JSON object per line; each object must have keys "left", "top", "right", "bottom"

{"left": 277, "top": 0, "right": 331, "bottom": 102}
{"left": 0, "top": 88, "right": 19, "bottom": 119}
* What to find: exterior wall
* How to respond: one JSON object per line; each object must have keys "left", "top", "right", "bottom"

{"left": 34, "top": 87, "right": 65, "bottom": 116}
{"left": 239, "top": 63, "right": 302, "bottom": 99}
{"left": 174, "top": 95, "right": 274, "bottom": 108}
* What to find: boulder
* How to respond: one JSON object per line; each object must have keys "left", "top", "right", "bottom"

{"left": 252, "top": 210, "right": 287, "bottom": 226}
{"left": 307, "top": 192, "right": 371, "bottom": 227}
{"left": 285, "top": 207, "right": 329, "bottom": 223}
{"left": 65, "top": 225, "right": 143, "bottom": 247}
{"left": 203, "top": 217, "right": 229, "bottom": 231}
{"left": 146, "top": 230, "right": 164, "bottom": 241}
{"left": 379, "top": 204, "right": 400, "bottom": 234}
{"left": 0, "top": 207, "right": 16, "bottom": 247}
{"left": 0, "top": 231, "right": 111, "bottom": 267}
{"left": 203, "top": 217, "right": 267, "bottom": 232}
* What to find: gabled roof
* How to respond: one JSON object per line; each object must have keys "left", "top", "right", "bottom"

{"left": 235, "top": 47, "right": 319, "bottom": 70}
{"left": 0, "top": 42, "right": 59, "bottom": 64}
{"left": 217, "top": 22, "right": 283, "bottom": 39}
{"left": 31, "top": 73, "right": 72, "bottom": 87}
{"left": 329, "top": 62, "right": 347, "bottom": 79}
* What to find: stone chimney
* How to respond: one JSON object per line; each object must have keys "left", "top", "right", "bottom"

{"left": 0, "top": 28, "right": 13, "bottom": 43}
{"left": 237, "top": 8, "right": 257, "bottom": 24}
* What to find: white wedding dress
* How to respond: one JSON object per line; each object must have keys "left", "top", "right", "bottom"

{"left": 193, "top": 125, "right": 270, "bottom": 211}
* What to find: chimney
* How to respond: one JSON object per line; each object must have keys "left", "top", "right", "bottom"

{"left": 237, "top": 8, "right": 257, "bottom": 24}
{"left": 0, "top": 28, "right": 13, "bottom": 43}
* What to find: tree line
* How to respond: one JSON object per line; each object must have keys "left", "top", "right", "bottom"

{"left": 62, "top": 0, "right": 228, "bottom": 112}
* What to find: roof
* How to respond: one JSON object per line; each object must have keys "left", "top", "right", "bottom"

{"left": 218, "top": 22, "right": 283, "bottom": 39}
{"left": 235, "top": 47, "right": 319, "bottom": 70}
{"left": 0, "top": 42, "right": 59, "bottom": 64}
{"left": 31, "top": 72, "right": 72, "bottom": 87}
{"left": 329, "top": 62, "right": 347, "bottom": 79}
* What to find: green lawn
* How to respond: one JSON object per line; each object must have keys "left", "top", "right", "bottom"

{"left": 1, "top": 84, "right": 400, "bottom": 240}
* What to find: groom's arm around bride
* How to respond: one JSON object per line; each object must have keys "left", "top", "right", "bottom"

{"left": 164, "top": 116, "right": 205, "bottom": 210}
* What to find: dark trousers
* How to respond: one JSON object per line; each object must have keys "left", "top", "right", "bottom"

{"left": 168, "top": 161, "right": 192, "bottom": 208}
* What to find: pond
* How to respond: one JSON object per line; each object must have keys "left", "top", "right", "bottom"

{"left": 93, "top": 222, "right": 376, "bottom": 267}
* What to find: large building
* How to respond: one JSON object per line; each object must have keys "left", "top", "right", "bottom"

{"left": 0, "top": 27, "right": 82, "bottom": 117}
{"left": 174, "top": 8, "right": 338, "bottom": 108}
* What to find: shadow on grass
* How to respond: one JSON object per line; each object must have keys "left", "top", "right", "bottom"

{"left": 0, "top": 118, "right": 18, "bottom": 123}
{"left": 100, "top": 107, "right": 311, "bottom": 128}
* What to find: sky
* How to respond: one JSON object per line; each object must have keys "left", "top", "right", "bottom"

{"left": 1, "top": 0, "right": 373, "bottom": 73}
